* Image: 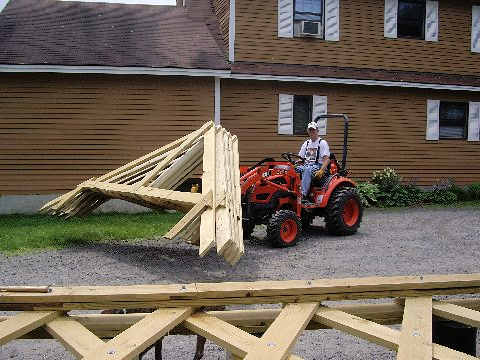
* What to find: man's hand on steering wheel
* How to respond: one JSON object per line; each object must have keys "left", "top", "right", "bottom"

{"left": 281, "top": 152, "right": 305, "bottom": 165}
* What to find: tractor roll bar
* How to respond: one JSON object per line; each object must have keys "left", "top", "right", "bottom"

{"left": 314, "top": 114, "right": 349, "bottom": 172}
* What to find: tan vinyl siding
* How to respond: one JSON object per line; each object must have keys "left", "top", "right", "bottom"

{"left": 213, "top": 0, "right": 230, "bottom": 52}
{"left": 0, "top": 74, "right": 214, "bottom": 194}
{"left": 220, "top": 78, "right": 480, "bottom": 185}
{"left": 235, "top": 0, "right": 479, "bottom": 77}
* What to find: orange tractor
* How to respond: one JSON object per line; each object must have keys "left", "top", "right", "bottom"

{"left": 240, "top": 114, "right": 362, "bottom": 247}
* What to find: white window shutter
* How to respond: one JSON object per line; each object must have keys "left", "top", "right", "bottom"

{"left": 468, "top": 102, "right": 480, "bottom": 141}
{"left": 278, "top": 0, "right": 293, "bottom": 38}
{"left": 425, "top": 1, "right": 438, "bottom": 42}
{"left": 325, "top": 0, "right": 340, "bottom": 41}
{"left": 278, "top": 94, "right": 294, "bottom": 135}
{"left": 384, "top": 0, "right": 398, "bottom": 38}
{"left": 472, "top": 6, "right": 480, "bottom": 53}
{"left": 313, "top": 95, "right": 328, "bottom": 136}
{"left": 426, "top": 99, "right": 440, "bottom": 141}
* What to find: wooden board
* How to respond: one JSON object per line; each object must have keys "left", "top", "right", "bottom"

{"left": 397, "top": 297, "right": 432, "bottom": 360}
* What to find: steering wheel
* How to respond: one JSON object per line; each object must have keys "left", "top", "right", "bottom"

{"left": 281, "top": 152, "right": 305, "bottom": 165}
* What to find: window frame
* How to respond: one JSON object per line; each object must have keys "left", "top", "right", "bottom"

{"left": 293, "top": 0, "right": 325, "bottom": 39}
{"left": 439, "top": 101, "right": 469, "bottom": 140}
{"left": 293, "top": 95, "right": 313, "bottom": 135}
{"left": 397, "top": 0, "right": 426, "bottom": 40}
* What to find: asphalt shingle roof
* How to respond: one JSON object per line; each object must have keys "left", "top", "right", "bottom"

{"left": 0, "top": 0, "right": 229, "bottom": 70}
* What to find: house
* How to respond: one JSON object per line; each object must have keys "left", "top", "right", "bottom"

{"left": 0, "top": 0, "right": 479, "bottom": 212}
{"left": 220, "top": 0, "right": 480, "bottom": 186}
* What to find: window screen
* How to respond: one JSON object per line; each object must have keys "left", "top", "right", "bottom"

{"left": 293, "top": 95, "right": 313, "bottom": 135}
{"left": 294, "top": 0, "right": 323, "bottom": 21}
{"left": 397, "top": 0, "right": 426, "bottom": 39}
{"left": 439, "top": 102, "right": 469, "bottom": 139}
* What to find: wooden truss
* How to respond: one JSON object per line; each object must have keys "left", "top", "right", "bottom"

{"left": 1, "top": 273, "right": 480, "bottom": 359}
{"left": 39, "top": 122, "right": 244, "bottom": 264}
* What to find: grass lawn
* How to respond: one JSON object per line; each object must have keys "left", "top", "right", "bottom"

{"left": 0, "top": 211, "right": 183, "bottom": 255}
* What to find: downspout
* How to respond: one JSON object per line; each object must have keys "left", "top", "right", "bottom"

{"left": 214, "top": 77, "right": 221, "bottom": 125}
{"left": 229, "top": 0, "right": 235, "bottom": 62}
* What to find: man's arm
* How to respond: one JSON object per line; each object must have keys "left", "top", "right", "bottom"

{"left": 315, "top": 140, "right": 331, "bottom": 177}
{"left": 315, "top": 155, "right": 330, "bottom": 177}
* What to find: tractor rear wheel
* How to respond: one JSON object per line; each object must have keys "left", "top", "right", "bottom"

{"left": 266, "top": 210, "right": 302, "bottom": 247}
{"left": 325, "top": 187, "right": 363, "bottom": 236}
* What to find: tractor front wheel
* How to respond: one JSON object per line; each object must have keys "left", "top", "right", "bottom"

{"left": 325, "top": 187, "right": 363, "bottom": 236}
{"left": 266, "top": 210, "right": 302, "bottom": 247}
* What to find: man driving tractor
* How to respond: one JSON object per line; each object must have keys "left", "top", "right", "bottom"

{"left": 295, "top": 119, "right": 330, "bottom": 203}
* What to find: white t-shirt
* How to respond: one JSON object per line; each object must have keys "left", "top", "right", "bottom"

{"left": 298, "top": 138, "right": 330, "bottom": 165}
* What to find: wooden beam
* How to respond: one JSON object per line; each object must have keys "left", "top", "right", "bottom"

{"left": 244, "top": 303, "right": 318, "bottom": 360}
{"left": 397, "top": 297, "right": 432, "bottom": 360}
{"left": 82, "top": 307, "right": 193, "bottom": 360}
{"left": 200, "top": 126, "right": 217, "bottom": 256}
{"left": 2, "top": 274, "right": 480, "bottom": 310}
{"left": 184, "top": 312, "right": 259, "bottom": 358}
{"left": 314, "top": 306, "right": 399, "bottom": 350}
{"left": 96, "top": 130, "right": 202, "bottom": 183}
{"left": 215, "top": 128, "right": 234, "bottom": 256}
{"left": 134, "top": 121, "right": 212, "bottom": 189}
{"left": 0, "top": 311, "right": 60, "bottom": 345}
{"left": 0, "top": 286, "right": 50, "bottom": 293}
{"left": 163, "top": 191, "right": 212, "bottom": 240}
{"left": 149, "top": 139, "right": 204, "bottom": 189}
{"left": 184, "top": 312, "right": 303, "bottom": 360}
{"left": 45, "top": 316, "right": 104, "bottom": 359}
{"left": 79, "top": 182, "right": 203, "bottom": 211}
{"left": 314, "top": 305, "right": 478, "bottom": 360}
{"left": 432, "top": 301, "right": 480, "bottom": 328}
{"left": 231, "top": 136, "right": 244, "bottom": 257}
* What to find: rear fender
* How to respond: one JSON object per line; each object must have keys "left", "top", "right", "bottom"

{"left": 319, "top": 177, "right": 356, "bottom": 207}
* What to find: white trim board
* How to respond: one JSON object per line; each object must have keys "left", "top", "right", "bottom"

{"left": 228, "top": 73, "right": 480, "bottom": 92}
{"left": 0, "top": 0, "right": 10, "bottom": 12}
{"left": 1, "top": 64, "right": 480, "bottom": 92}
{"left": 0, "top": 65, "right": 230, "bottom": 77}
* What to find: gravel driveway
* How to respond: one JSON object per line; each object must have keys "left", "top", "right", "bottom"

{"left": 1, "top": 207, "right": 479, "bottom": 359}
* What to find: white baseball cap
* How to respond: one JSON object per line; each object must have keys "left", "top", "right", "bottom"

{"left": 307, "top": 122, "right": 318, "bottom": 130}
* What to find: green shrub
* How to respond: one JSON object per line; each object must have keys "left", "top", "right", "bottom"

{"left": 356, "top": 182, "right": 379, "bottom": 208}
{"left": 467, "top": 183, "right": 480, "bottom": 200}
{"left": 372, "top": 168, "right": 401, "bottom": 190}
{"left": 376, "top": 183, "right": 423, "bottom": 208}
{"left": 421, "top": 189, "right": 457, "bottom": 205}
{"left": 447, "top": 184, "right": 470, "bottom": 202}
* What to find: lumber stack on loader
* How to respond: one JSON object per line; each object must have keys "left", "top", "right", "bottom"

{"left": 1, "top": 273, "right": 480, "bottom": 359}
{"left": 39, "top": 122, "right": 244, "bottom": 265}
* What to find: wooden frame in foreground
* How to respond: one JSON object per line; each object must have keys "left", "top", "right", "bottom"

{"left": 1, "top": 273, "right": 479, "bottom": 359}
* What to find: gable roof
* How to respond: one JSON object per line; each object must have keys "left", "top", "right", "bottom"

{"left": 0, "top": 0, "right": 229, "bottom": 70}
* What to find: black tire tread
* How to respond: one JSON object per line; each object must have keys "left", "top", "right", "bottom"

{"left": 266, "top": 210, "right": 302, "bottom": 247}
{"left": 325, "top": 187, "right": 363, "bottom": 236}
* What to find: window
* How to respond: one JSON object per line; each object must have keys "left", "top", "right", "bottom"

{"left": 293, "top": 95, "right": 313, "bottom": 135}
{"left": 278, "top": 94, "right": 327, "bottom": 135}
{"left": 278, "top": 0, "right": 338, "bottom": 40}
{"left": 294, "top": 0, "right": 324, "bottom": 37}
{"left": 384, "top": 0, "right": 437, "bottom": 41}
{"left": 439, "top": 102, "right": 469, "bottom": 139}
{"left": 397, "top": 0, "right": 426, "bottom": 39}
